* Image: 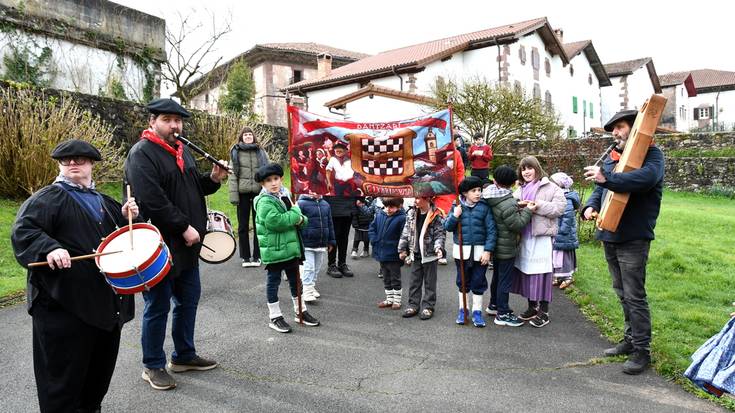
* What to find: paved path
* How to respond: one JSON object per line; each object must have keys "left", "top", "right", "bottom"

{"left": 0, "top": 246, "right": 723, "bottom": 412}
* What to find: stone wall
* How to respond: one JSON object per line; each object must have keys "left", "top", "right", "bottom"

{"left": 491, "top": 134, "right": 735, "bottom": 191}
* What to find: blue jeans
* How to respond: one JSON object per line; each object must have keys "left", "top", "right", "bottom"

{"left": 489, "top": 257, "right": 515, "bottom": 315}
{"left": 302, "top": 250, "right": 326, "bottom": 287}
{"left": 267, "top": 264, "right": 299, "bottom": 303}
{"left": 141, "top": 267, "right": 201, "bottom": 369}
{"left": 454, "top": 259, "right": 488, "bottom": 293}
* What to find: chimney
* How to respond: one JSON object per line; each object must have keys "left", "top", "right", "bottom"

{"left": 317, "top": 52, "right": 332, "bottom": 78}
{"left": 553, "top": 28, "right": 564, "bottom": 43}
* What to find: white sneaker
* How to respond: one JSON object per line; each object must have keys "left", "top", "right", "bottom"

{"left": 303, "top": 292, "right": 317, "bottom": 303}
{"left": 351, "top": 250, "right": 358, "bottom": 259}
{"left": 241, "top": 260, "right": 248, "bottom": 268}
{"left": 312, "top": 287, "right": 321, "bottom": 298}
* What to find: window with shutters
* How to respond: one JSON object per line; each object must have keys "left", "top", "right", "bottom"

{"left": 544, "top": 58, "right": 551, "bottom": 76}
{"left": 519, "top": 45, "right": 526, "bottom": 65}
{"left": 533, "top": 83, "right": 541, "bottom": 100}
{"left": 698, "top": 107, "right": 711, "bottom": 119}
{"left": 572, "top": 96, "right": 578, "bottom": 113}
{"left": 531, "top": 48, "right": 539, "bottom": 70}
{"left": 589, "top": 102, "right": 593, "bottom": 119}
{"left": 293, "top": 69, "right": 303, "bottom": 83}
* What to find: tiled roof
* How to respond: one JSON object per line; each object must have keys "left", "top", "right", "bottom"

{"left": 257, "top": 42, "right": 370, "bottom": 60}
{"left": 603, "top": 57, "right": 652, "bottom": 76}
{"left": 659, "top": 69, "right": 735, "bottom": 89}
{"left": 285, "top": 17, "right": 567, "bottom": 92}
{"left": 563, "top": 40, "right": 611, "bottom": 87}
{"left": 178, "top": 43, "right": 368, "bottom": 96}
{"left": 563, "top": 40, "right": 590, "bottom": 58}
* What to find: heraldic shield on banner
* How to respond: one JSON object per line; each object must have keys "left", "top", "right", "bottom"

{"left": 287, "top": 106, "right": 457, "bottom": 198}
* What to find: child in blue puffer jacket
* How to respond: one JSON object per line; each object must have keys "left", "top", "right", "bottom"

{"left": 444, "top": 176, "right": 497, "bottom": 327}
{"left": 298, "top": 193, "right": 336, "bottom": 302}
{"left": 550, "top": 172, "right": 580, "bottom": 289}
{"left": 369, "top": 197, "right": 406, "bottom": 310}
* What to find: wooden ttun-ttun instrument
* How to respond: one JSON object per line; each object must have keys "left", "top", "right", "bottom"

{"left": 596, "top": 94, "right": 667, "bottom": 232}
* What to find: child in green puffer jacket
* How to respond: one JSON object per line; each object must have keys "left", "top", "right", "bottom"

{"left": 254, "top": 163, "right": 319, "bottom": 333}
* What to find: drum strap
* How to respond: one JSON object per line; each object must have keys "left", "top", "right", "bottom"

{"left": 55, "top": 182, "right": 104, "bottom": 222}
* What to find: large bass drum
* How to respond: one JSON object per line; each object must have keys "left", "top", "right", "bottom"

{"left": 200, "top": 210, "right": 237, "bottom": 264}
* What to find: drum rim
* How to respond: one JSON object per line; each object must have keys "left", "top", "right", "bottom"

{"left": 108, "top": 253, "right": 171, "bottom": 294}
{"left": 199, "top": 231, "right": 236, "bottom": 264}
{"left": 96, "top": 223, "right": 164, "bottom": 276}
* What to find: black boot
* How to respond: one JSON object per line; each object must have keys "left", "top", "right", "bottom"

{"left": 339, "top": 263, "right": 354, "bottom": 277}
{"left": 604, "top": 339, "right": 635, "bottom": 357}
{"left": 327, "top": 264, "right": 342, "bottom": 278}
{"left": 622, "top": 349, "right": 651, "bottom": 375}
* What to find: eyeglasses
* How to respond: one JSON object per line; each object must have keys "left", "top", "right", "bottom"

{"left": 58, "top": 157, "right": 91, "bottom": 166}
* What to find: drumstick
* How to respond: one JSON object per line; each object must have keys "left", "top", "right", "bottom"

{"left": 28, "top": 250, "right": 123, "bottom": 268}
{"left": 126, "top": 185, "right": 134, "bottom": 250}
{"left": 200, "top": 242, "right": 216, "bottom": 253}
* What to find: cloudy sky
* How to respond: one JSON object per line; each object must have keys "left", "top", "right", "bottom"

{"left": 115, "top": 0, "right": 732, "bottom": 95}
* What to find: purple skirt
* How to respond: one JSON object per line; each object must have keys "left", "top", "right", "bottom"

{"left": 511, "top": 269, "right": 554, "bottom": 302}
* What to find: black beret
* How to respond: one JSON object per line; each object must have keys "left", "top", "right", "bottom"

{"left": 146, "top": 98, "right": 191, "bottom": 118}
{"left": 603, "top": 109, "right": 638, "bottom": 132}
{"left": 254, "top": 162, "right": 284, "bottom": 182}
{"left": 458, "top": 176, "right": 483, "bottom": 194}
{"left": 51, "top": 139, "right": 102, "bottom": 161}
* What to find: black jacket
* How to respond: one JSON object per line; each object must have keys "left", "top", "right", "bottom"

{"left": 12, "top": 185, "right": 135, "bottom": 331}
{"left": 323, "top": 195, "right": 355, "bottom": 218}
{"left": 583, "top": 146, "right": 665, "bottom": 243}
{"left": 124, "top": 138, "right": 220, "bottom": 274}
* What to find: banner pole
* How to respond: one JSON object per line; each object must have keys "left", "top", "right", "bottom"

{"left": 448, "top": 102, "right": 468, "bottom": 325}
{"left": 286, "top": 93, "right": 304, "bottom": 325}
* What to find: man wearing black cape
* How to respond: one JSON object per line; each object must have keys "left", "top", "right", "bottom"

{"left": 12, "top": 139, "right": 139, "bottom": 412}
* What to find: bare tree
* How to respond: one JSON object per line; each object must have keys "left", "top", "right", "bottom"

{"left": 163, "top": 10, "right": 232, "bottom": 104}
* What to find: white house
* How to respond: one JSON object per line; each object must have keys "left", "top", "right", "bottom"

{"left": 659, "top": 69, "right": 735, "bottom": 131}
{"left": 562, "top": 39, "right": 611, "bottom": 137}
{"left": 283, "top": 17, "right": 609, "bottom": 138}
{"left": 601, "top": 57, "right": 662, "bottom": 124}
{"left": 183, "top": 43, "right": 368, "bottom": 127}
{"left": 0, "top": 0, "right": 165, "bottom": 100}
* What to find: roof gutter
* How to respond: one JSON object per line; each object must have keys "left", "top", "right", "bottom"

{"left": 392, "top": 66, "right": 404, "bottom": 91}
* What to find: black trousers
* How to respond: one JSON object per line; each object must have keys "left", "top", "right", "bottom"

{"left": 470, "top": 168, "right": 489, "bottom": 180}
{"left": 352, "top": 230, "right": 370, "bottom": 252}
{"left": 32, "top": 296, "right": 121, "bottom": 413}
{"left": 237, "top": 192, "right": 260, "bottom": 260}
{"left": 328, "top": 216, "right": 352, "bottom": 266}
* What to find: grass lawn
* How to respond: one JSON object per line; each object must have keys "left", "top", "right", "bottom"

{"left": 568, "top": 190, "right": 735, "bottom": 408}
{"left": 0, "top": 171, "right": 292, "bottom": 298}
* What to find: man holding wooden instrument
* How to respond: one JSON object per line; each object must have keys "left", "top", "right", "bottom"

{"left": 581, "top": 109, "right": 665, "bottom": 375}
{"left": 12, "top": 140, "right": 139, "bottom": 412}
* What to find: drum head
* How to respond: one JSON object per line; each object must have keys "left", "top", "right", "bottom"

{"left": 98, "top": 226, "right": 162, "bottom": 273}
{"left": 200, "top": 231, "right": 236, "bottom": 264}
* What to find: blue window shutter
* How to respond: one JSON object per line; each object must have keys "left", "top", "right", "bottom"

{"left": 589, "top": 102, "right": 593, "bottom": 118}
{"left": 572, "top": 97, "right": 578, "bottom": 113}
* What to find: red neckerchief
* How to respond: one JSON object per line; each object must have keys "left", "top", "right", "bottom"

{"left": 609, "top": 140, "right": 655, "bottom": 162}
{"left": 141, "top": 129, "right": 184, "bottom": 173}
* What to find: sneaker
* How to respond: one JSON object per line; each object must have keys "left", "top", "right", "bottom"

{"left": 303, "top": 291, "right": 317, "bottom": 303}
{"left": 295, "top": 311, "right": 320, "bottom": 326}
{"left": 269, "top": 316, "right": 292, "bottom": 333}
{"left": 529, "top": 312, "right": 550, "bottom": 328}
{"left": 419, "top": 308, "right": 434, "bottom": 320}
{"left": 377, "top": 271, "right": 383, "bottom": 278}
{"left": 360, "top": 250, "right": 369, "bottom": 258}
{"left": 168, "top": 355, "right": 218, "bottom": 372}
{"left": 559, "top": 278, "right": 574, "bottom": 289}
{"left": 241, "top": 259, "right": 248, "bottom": 268}
{"left": 142, "top": 368, "right": 176, "bottom": 390}
{"left": 485, "top": 304, "right": 498, "bottom": 315}
{"left": 622, "top": 350, "right": 651, "bottom": 375}
{"left": 252, "top": 259, "right": 261, "bottom": 267}
{"left": 438, "top": 258, "right": 448, "bottom": 265}
{"left": 494, "top": 313, "right": 524, "bottom": 327}
{"left": 351, "top": 250, "right": 359, "bottom": 259}
{"left": 312, "top": 288, "right": 321, "bottom": 298}
{"left": 402, "top": 307, "right": 418, "bottom": 318}
{"left": 339, "top": 263, "right": 354, "bottom": 277}
{"left": 604, "top": 340, "right": 635, "bottom": 357}
{"left": 327, "top": 265, "right": 342, "bottom": 278}
{"left": 472, "top": 310, "right": 486, "bottom": 328}
{"left": 377, "top": 299, "right": 392, "bottom": 309}
{"left": 519, "top": 307, "right": 538, "bottom": 320}
{"left": 456, "top": 308, "right": 467, "bottom": 324}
